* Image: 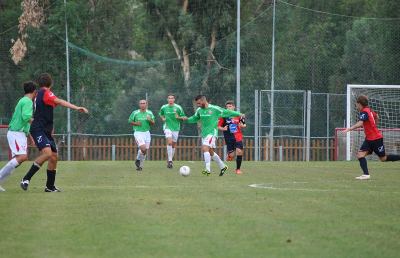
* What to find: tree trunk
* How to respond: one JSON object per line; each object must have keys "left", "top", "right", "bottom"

{"left": 201, "top": 25, "right": 218, "bottom": 93}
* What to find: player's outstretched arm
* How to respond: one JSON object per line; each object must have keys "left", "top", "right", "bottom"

{"left": 54, "top": 98, "right": 88, "bottom": 113}
{"left": 221, "top": 108, "right": 242, "bottom": 118}
{"left": 344, "top": 121, "right": 363, "bottom": 133}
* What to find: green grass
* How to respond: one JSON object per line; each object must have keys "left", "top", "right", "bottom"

{"left": 1, "top": 161, "right": 400, "bottom": 258}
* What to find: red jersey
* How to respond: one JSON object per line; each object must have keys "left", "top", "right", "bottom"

{"left": 359, "top": 107, "right": 382, "bottom": 141}
{"left": 218, "top": 116, "right": 245, "bottom": 142}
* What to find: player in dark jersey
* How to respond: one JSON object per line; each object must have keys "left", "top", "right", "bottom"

{"left": 218, "top": 100, "right": 246, "bottom": 174}
{"left": 344, "top": 95, "right": 400, "bottom": 180}
{"left": 20, "top": 73, "right": 89, "bottom": 192}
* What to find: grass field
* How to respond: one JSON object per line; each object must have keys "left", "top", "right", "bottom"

{"left": 0, "top": 160, "right": 399, "bottom": 258}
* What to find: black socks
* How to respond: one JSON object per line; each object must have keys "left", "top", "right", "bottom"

{"left": 358, "top": 157, "right": 369, "bottom": 175}
{"left": 386, "top": 154, "right": 400, "bottom": 162}
{"left": 236, "top": 155, "right": 243, "bottom": 170}
{"left": 23, "top": 162, "right": 41, "bottom": 181}
{"left": 46, "top": 170, "right": 56, "bottom": 188}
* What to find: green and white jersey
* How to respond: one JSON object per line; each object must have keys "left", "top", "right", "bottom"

{"left": 186, "top": 104, "right": 241, "bottom": 137}
{"left": 159, "top": 103, "right": 185, "bottom": 131}
{"left": 128, "top": 109, "right": 155, "bottom": 132}
{"left": 8, "top": 96, "right": 33, "bottom": 135}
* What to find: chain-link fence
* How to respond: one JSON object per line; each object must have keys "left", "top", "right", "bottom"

{"left": 1, "top": 0, "right": 399, "bottom": 161}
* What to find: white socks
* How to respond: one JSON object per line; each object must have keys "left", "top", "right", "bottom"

{"left": 137, "top": 150, "right": 146, "bottom": 167}
{"left": 211, "top": 153, "right": 225, "bottom": 169}
{"left": 204, "top": 152, "right": 211, "bottom": 172}
{"left": 0, "top": 158, "right": 19, "bottom": 182}
{"left": 167, "top": 145, "right": 173, "bottom": 162}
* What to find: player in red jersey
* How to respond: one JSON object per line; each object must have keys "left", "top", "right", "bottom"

{"left": 218, "top": 101, "right": 246, "bottom": 174}
{"left": 344, "top": 95, "right": 400, "bottom": 180}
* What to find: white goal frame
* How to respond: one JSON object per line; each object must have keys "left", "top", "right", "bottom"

{"left": 346, "top": 84, "right": 400, "bottom": 161}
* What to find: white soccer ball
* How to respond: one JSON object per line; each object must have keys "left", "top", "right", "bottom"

{"left": 179, "top": 166, "right": 191, "bottom": 177}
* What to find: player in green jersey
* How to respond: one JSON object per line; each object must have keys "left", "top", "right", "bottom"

{"left": 180, "top": 95, "right": 243, "bottom": 176}
{"left": 0, "top": 82, "right": 36, "bottom": 191}
{"left": 159, "top": 94, "right": 185, "bottom": 169}
{"left": 128, "top": 99, "right": 155, "bottom": 171}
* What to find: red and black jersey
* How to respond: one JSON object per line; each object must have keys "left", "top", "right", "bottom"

{"left": 359, "top": 107, "right": 382, "bottom": 141}
{"left": 30, "top": 87, "right": 57, "bottom": 134}
{"left": 218, "top": 116, "right": 245, "bottom": 142}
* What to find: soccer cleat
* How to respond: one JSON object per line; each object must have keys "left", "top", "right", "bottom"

{"left": 136, "top": 166, "right": 143, "bottom": 171}
{"left": 167, "top": 161, "right": 173, "bottom": 169}
{"left": 202, "top": 170, "right": 211, "bottom": 176}
{"left": 356, "top": 174, "right": 370, "bottom": 180}
{"left": 235, "top": 169, "right": 242, "bottom": 175}
{"left": 226, "top": 156, "right": 234, "bottom": 161}
{"left": 0, "top": 185, "right": 5, "bottom": 192}
{"left": 219, "top": 166, "right": 228, "bottom": 176}
{"left": 45, "top": 186, "right": 61, "bottom": 192}
{"left": 135, "top": 160, "right": 141, "bottom": 171}
{"left": 20, "top": 179, "right": 29, "bottom": 191}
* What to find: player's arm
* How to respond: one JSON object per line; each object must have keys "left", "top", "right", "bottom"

{"left": 221, "top": 108, "right": 242, "bottom": 118}
{"left": 239, "top": 116, "right": 246, "bottom": 128}
{"left": 128, "top": 111, "right": 141, "bottom": 126}
{"left": 159, "top": 107, "right": 166, "bottom": 122}
{"left": 21, "top": 101, "right": 33, "bottom": 123}
{"left": 175, "top": 105, "right": 187, "bottom": 121}
{"left": 218, "top": 118, "right": 228, "bottom": 131}
{"left": 54, "top": 98, "right": 88, "bottom": 113}
{"left": 147, "top": 112, "right": 155, "bottom": 126}
{"left": 344, "top": 112, "right": 367, "bottom": 133}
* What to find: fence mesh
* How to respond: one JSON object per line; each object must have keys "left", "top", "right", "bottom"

{"left": 1, "top": 0, "right": 399, "bottom": 160}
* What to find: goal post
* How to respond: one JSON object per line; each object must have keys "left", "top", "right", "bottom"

{"left": 345, "top": 84, "right": 400, "bottom": 161}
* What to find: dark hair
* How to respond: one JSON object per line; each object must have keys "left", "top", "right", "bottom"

{"left": 225, "top": 100, "right": 235, "bottom": 106}
{"left": 357, "top": 95, "right": 368, "bottom": 107}
{"left": 167, "top": 94, "right": 175, "bottom": 98}
{"left": 37, "top": 73, "right": 53, "bottom": 88}
{"left": 194, "top": 95, "right": 206, "bottom": 101}
{"left": 23, "top": 81, "right": 37, "bottom": 94}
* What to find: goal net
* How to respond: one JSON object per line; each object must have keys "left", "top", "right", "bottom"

{"left": 336, "top": 85, "right": 400, "bottom": 161}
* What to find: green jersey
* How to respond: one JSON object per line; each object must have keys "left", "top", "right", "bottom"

{"left": 159, "top": 103, "right": 185, "bottom": 131}
{"left": 186, "top": 104, "right": 241, "bottom": 137}
{"left": 8, "top": 96, "right": 33, "bottom": 135}
{"left": 128, "top": 109, "right": 155, "bottom": 132}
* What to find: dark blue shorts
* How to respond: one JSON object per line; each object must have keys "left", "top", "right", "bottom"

{"left": 226, "top": 140, "right": 244, "bottom": 153}
{"left": 360, "top": 138, "right": 385, "bottom": 157}
{"left": 30, "top": 131, "right": 58, "bottom": 153}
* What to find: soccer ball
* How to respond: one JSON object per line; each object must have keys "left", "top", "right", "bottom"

{"left": 179, "top": 166, "right": 190, "bottom": 177}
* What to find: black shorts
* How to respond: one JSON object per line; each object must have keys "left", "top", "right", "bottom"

{"left": 359, "top": 138, "right": 385, "bottom": 157}
{"left": 226, "top": 140, "right": 243, "bottom": 153}
{"left": 30, "top": 131, "right": 58, "bottom": 153}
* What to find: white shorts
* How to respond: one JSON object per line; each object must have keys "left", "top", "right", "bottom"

{"left": 7, "top": 131, "right": 28, "bottom": 157}
{"left": 164, "top": 129, "right": 179, "bottom": 142}
{"left": 202, "top": 135, "right": 216, "bottom": 148}
{"left": 134, "top": 131, "right": 151, "bottom": 149}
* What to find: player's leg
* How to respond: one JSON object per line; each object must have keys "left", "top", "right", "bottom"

{"left": 0, "top": 132, "right": 28, "bottom": 191}
{"left": 374, "top": 139, "right": 400, "bottom": 162}
{"left": 206, "top": 138, "right": 227, "bottom": 176}
{"left": 44, "top": 136, "right": 60, "bottom": 192}
{"left": 226, "top": 140, "right": 235, "bottom": 161}
{"left": 170, "top": 131, "right": 179, "bottom": 166}
{"left": 235, "top": 141, "right": 244, "bottom": 174}
{"left": 134, "top": 132, "right": 146, "bottom": 171}
{"left": 356, "top": 140, "right": 371, "bottom": 180}
{"left": 164, "top": 129, "right": 173, "bottom": 168}
{"left": 142, "top": 132, "right": 151, "bottom": 169}
{"left": 201, "top": 142, "right": 212, "bottom": 175}
{"left": 21, "top": 132, "right": 53, "bottom": 190}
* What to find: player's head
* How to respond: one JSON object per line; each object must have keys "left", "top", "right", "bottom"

{"left": 23, "top": 81, "right": 37, "bottom": 95}
{"left": 37, "top": 73, "right": 53, "bottom": 88}
{"left": 139, "top": 99, "right": 147, "bottom": 110}
{"left": 167, "top": 94, "right": 175, "bottom": 105}
{"left": 225, "top": 100, "right": 235, "bottom": 111}
{"left": 194, "top": 95, "right": 208, "bottom": 108}
{"left": 356, "top": 95, "right": 368, "bottom": 111}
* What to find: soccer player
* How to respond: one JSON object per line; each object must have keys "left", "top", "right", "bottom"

{"left": 20, "top": 73, "right": 88, "bottom": 192}
{"left": 159, "top": 94, "right": 185, "bottom": 169}
{"left": 128, "top": 99, "right": 155, "bottom": 171}
{"left": 180, "top": 95, "right": 243, "bottom": 176}
{"left": 218, "top": 100, "right": 246, "bottom": 175}
{"left": 0, "top": 82, "right": 36, "bottom": 192}
{"left": 344, "top": 95, "right": 400, "bottom": 180}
